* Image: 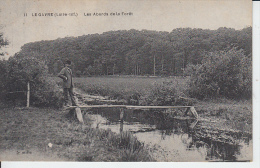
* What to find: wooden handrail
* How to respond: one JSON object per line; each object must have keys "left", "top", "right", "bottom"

{"left": 126, "top": 105, "right": 194, "bottom": 109}
{"left": 66, "top": 105, "right": 194, "bottom": 110}
{"left": 66, "top": 105, "right": 127, "bottom": 109}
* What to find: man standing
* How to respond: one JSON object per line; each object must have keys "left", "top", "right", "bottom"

{"left": 58, "top": 60, "right": 77, "bottom": 107}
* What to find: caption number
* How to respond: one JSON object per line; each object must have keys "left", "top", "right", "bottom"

{"left": 24, "top": 13, "right": 27, "bottom": 17}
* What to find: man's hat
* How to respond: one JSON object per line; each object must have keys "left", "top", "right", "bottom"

{"left": 65, "top": 60, "right": 71, "bottom": 65}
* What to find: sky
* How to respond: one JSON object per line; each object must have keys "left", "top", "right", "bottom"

{"left": 0, "top": 0, "right": 252, "bottom": 59}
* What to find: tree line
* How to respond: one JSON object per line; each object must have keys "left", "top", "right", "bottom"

{"left": 14, "top": 27, "right": 251, "bottom": 76}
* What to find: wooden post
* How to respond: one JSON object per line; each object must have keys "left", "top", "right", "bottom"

{"left": 190, "top": 107, "right": 199, "bottom": 119}
{"left": 184, "top": 107, "right": 190, "bottom": 116}
{"left": 26, "top": 81, "right": 30, "bottom": 108}
{"left": 184, "top": 107, "right": 199, "bottom": 119}
{"left": 153, "top": 55, "right": 156, "bottom": 76}
{"left": 75, "top": 107, "right": 84, "bottom": 124}
{"left": 120, "top": 108, "right": 124, "bottom": 133}
{"left": 189, "top": 119, "right": 198, "bottom": 129}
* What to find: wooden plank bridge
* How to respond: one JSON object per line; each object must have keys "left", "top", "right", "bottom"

{"left": 66, "top": 105, "right": 199, "bottom": 126}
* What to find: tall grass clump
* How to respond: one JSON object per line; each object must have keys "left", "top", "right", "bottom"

{"left": 185, "top": 48, "right": 251, "bottom": 100}
{"left": 78, "top": 127, "right": 153, "bottom": 161}
{"left": 1, "top": 56, "right": 63, "bottom": 108}
{"left": 107, "top": 131, "right": 152, "bottom": 161}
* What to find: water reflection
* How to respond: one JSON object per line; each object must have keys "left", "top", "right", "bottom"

{"left": 83, "top": 108, "right": 252, "bottom": 162}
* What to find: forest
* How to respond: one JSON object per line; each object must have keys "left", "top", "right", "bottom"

{"left": 15, "top": 27, "right": 252, "bottom": 77}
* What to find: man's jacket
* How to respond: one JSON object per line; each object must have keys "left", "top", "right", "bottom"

{"left": 58, "top": 67, "right": 73, "bottom": 88}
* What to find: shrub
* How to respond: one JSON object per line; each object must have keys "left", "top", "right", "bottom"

{"left": 186, "top": 48, "right": 251, "bottom": 100}
{"left": 30, "top": 77, "right": 63, "bottom": 108}
{"left": 2, "top": 56, "right": 63, "bottom": 108}
{"left": 139, "top": 81, "right": 193, "bottom": 106}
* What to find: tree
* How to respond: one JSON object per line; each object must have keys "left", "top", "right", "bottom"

{"left": 186, "top": 48, "right": 251, "bottom": 100}
{"left": 0, "top": 33, "right": 8, "bottom": 56}
{"left": 3, "top": 55, "right": 63, "bottom": 107}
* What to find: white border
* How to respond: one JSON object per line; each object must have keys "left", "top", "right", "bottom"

{"left": 252, "top": 1, "right": 260, "bottom": 168}
{"left": 2, "top": 1, "right": 260, "bottom": 168}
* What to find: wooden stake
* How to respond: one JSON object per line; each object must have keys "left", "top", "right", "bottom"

{"left": 120, "top": 108, "right": 124, "bottom": 132}
{"left": 153, "top": 55, "right": 156, "bottom": 76}
{"left": 75, "top": 107, "right": 84, "bottom": 124}
{"left": 190, "top": 106, "right": 199, "bottom": 119}
{"left": 26, "top": 82, "right": 30, "bottom": 107}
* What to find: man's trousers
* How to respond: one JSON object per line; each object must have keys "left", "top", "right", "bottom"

{"left": 63, "top": 87, "right": 77, "bottom": 106}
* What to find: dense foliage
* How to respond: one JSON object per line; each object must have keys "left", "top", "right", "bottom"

{"left": 186, "top": 48, "right": 252, "bottom": 99}
{"left": 139, "top": 81, "right": 192, "bottom": 106}
{"left": 17, "top": 27, "right": 251, "bottom": 76}
{"left": 0, "top": 56, "right": 63, "bottom": 107}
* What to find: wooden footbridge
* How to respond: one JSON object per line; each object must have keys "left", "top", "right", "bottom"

{"left": 66, "top": 105, "right": 199, "bottom": 127}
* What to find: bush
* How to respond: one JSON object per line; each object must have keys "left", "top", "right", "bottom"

{"left": 186, "top": 48, "right": 251, "bottom": 100}
{"left": 2, "top": 56, "right": 63, "bottom": 108}
{"left": 30, "top": 77, "right": 63, "bottom": 108}
{"left": 139, "top": 81, "right": 193, "bottom": 106}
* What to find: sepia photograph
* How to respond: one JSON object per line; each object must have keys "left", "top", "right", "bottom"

{"left": 0, "top": 0, "right": 256, "bottom": 164}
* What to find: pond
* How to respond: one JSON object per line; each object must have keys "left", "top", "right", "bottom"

{"left": 82, "top": 107, "right": 252, "bottom": 162}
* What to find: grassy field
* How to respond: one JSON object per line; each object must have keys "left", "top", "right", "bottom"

{"left": 55, "top": 76, "right": 188, "bottom": 99}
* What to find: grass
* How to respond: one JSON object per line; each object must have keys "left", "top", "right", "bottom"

{"left": 0, "top": 107, "right": 153, "bottom": 161}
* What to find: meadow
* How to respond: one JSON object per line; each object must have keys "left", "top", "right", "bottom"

{"left": 73, "top": 76, "right": 187, "bottom": 96}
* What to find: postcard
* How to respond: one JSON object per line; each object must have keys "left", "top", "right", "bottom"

{"left": 0, "top": 0, "right": 257, "bottom": 167}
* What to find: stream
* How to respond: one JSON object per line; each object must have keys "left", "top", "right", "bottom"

{"left": 82, "top": 107, "right": 252, "bottom": 162}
